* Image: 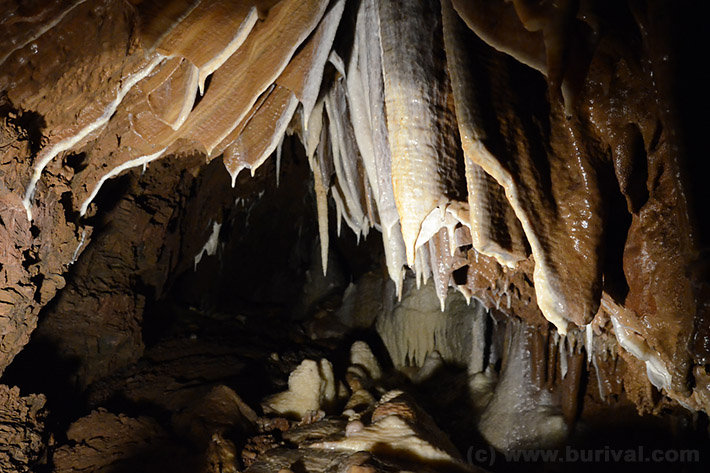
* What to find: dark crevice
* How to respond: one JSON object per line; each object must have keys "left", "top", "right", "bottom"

{"left": 8, "top": 107, "right": 46, "bottom": 156}
{"left": 59, "top": 191, "right": 80, "bottom": 225}
{"left": 452, "top": 264, "right": 469, "bottom": 286}
{"left": 22, "top": 248, "right": 39, "bottom": 267}
{"left": 620, "top": 123, "right": 650, "bottom": 214}
{"left": 80, "top": 173, "right": 133, "bottom": 227}
{"left": 63, "top": 152, "right": 88, "bottom": 174}
{"left": 191, "top": 74, "right": 212, "bottom": 110}
{"left": 30, "top": 273, "right": 44, "bottom": 303}
{"left": 602, "top": 146, "right": 632, "bottom": 301}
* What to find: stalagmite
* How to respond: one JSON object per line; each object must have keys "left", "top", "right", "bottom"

{"left": 349, "top": 341, "right": 382, "bottom": 381}
{"left": 376, "top": 280, "right": 483, "bottom": 369}
{"left": 262, "top": 359, "right": 336, "bottom": 419}
{"left": 477, "top": 322, "right": 567, "bottom": 451}
{"left": 469, "top": 309, "right": 488, "bottom": 375}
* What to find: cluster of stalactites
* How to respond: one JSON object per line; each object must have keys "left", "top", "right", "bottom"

{"left": 291, "top": 0, "right": 601, "bottom": 340}
{"left": 12, "top": 0, "right": 614, "bottom": 335}
{"left": 284, "top": 0, "right": 614, "bottom": 343}
{"left": 295, "top": 0, "right": 529, "bottom": 309}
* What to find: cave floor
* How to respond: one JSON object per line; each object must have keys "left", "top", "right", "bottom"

{"left": 4, "top": 290, "right": 707, "bottom": 473}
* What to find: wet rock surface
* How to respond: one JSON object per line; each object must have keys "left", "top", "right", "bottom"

{"left": 1, "top": 0, "right": 709, "bottom": 471}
